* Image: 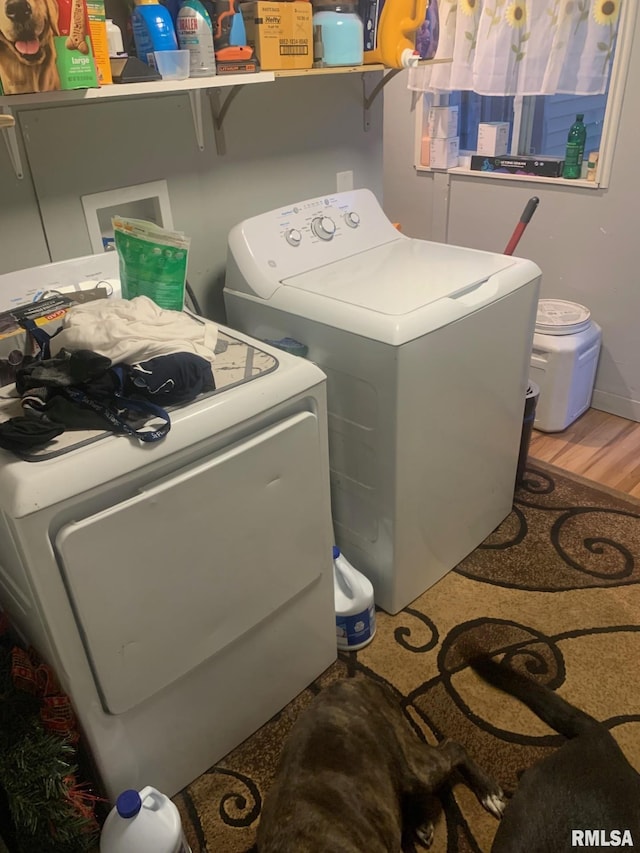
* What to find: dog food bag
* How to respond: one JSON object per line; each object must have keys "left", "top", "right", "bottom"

{"left": 113, "top": 217, "right": 191, "bottom": 312}
{"left": 0, "top": 0, "right": 98, "bottom": 93}
{"left": 56, "top": 0, "right": 100, "bottom": 88}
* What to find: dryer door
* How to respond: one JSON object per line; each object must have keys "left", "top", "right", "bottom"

{"left": 55, "top": 410, "right": 329, "bottom": 715}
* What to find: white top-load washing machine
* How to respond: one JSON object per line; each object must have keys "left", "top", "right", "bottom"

{"left": 0, "top": 254, "right": 337, "bottom": 801}
{"left": 224, "top": 188, "right": 542, "bottom": 615}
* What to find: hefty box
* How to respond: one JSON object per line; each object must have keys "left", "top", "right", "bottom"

{"left": 0, "top": 0, "right": 98, "bottom": 95}
{"left": 241, "top": 1, "right": 312, "bottom": 70}
{"left": 470, "top": 155, "right": 564, "bottom": 177}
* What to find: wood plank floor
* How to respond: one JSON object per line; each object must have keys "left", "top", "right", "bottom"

{"left": 528, "top": 407, "right": 640, "bottom": 498}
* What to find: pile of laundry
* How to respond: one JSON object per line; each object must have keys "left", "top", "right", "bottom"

{"left": 0, "top": 296, "right": 218, "bottom": 455}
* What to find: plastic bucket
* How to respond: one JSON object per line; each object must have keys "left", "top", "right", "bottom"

{"left": 516, "top": 381, "right": 539, "bottom": 487}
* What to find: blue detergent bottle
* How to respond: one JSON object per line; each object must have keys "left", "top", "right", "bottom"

{"left": 132, "top": 0, "right": 179, "bottom": 67}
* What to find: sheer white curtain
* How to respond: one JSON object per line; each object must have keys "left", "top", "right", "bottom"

{"left": 408, "top": 0, "right": 621, "bottom": 95}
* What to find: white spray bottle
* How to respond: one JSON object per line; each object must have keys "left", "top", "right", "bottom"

{"left": 177, "top": 0, "right": 217, "bottom": 77}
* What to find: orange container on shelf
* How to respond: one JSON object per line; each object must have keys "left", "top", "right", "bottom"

{"left": 86, "top": 0, "right": 113, "bottom": 84}
{"left": 363, "top": 0, "right": 426, "bottom": 68}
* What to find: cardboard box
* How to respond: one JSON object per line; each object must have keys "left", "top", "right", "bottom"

{"left": 470, "top": 155, "right": 565, "bottom": 177}
{"left": 241, "top": 1, "right": 313, "bottom": 70}
{"left": 421, "top": 136, "right": 459, "bottom": 169}
{"left": 86, "top": 0, "right": 112, "bottom": 85}
{"left": 0, "top": 290, "right": 107, "bottom": 387}
{"left": 477, "top": 122, "right": 510, "bottom": 156}
{"left": 425, "top": 105, "right": 458, "bottom": 139}
{"left": 0, "top": 0, "right": 98, "bottom": 95}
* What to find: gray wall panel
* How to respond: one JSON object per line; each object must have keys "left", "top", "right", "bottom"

{"left": 383, "top": 12, "right": 640, "bottom": 421}
{"left": 1, "top": 73, "right": 383, "bottom": 322}
{"left": 0, "top": 116, "right": 50, "bottom": 278}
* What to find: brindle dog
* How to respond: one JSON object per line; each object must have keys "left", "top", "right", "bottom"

{"left": 256, "top": 677, "right": 506, "bottom": 852}
{"left": 470, "top": 654, "right": 640, "bottom": 853}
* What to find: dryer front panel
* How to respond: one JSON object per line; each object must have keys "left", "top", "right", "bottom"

{"left": 55, "top": 411, "right": 327, "bottom": 714}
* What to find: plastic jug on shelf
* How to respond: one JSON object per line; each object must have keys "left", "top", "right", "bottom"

{"left": 363, "top": 0, "right": 427, "bottom": 68}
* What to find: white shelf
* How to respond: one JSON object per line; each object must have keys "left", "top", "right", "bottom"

{"left": 0, "top": 59, "right": 446, "bottom": 106}
{"left": 0, "top": 71, "right": 276, "bottom": 107}
{"left": 275, "top": 64, "right": 385, "bottom": 78}
{"left": 446, "top": 166, "right": 599, "bottom": 189}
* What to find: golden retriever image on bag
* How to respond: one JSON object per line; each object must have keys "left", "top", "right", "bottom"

{"left": 0, "top": 0, "right": 61, "bottom": 93}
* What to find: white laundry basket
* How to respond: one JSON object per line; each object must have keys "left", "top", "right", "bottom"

{"left": 529, "top": 299, "right": 602, "bottom": 433}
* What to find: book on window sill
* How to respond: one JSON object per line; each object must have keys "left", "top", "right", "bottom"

{"left": 470, "top": 155, "right": 564, "bottom": 178}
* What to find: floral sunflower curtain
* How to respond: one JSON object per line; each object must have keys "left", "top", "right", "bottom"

{"left": 408, "top": 0, "right": 622, "bottom": 95}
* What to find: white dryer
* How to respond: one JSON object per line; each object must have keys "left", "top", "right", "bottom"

{"left": 224, "top": 189, "right": 542, "bottom": 615}
{"left": 0, "top": 255, "right": 336, "bottom": 801}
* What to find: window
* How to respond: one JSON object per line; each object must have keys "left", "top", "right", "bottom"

{"left": 413, "top": 2, "right": 636, "bottom": 188}
{"left": 523, "top": 93, "right": 608, "bottom": 159}
{"left": 447, "top": 90, "right": 608, "bottom": 160}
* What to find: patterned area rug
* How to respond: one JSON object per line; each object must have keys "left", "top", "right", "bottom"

{"left": 175, "top": 462, "right": 640, "bottom": 852}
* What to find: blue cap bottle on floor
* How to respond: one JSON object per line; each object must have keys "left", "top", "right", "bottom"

{"left": 333, "top": 546, "right": 376, "bottom": 651}
{"left": 100, "top": 786, "right": 192, "bottom": 852}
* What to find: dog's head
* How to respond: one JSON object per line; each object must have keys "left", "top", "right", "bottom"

{"left": 0, "top": 0, "right": 58, "bottom": 65}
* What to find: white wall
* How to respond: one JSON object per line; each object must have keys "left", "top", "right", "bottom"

{"left": 383, "top": 13, "right": 640, "bottom": 422}
{"left": 0, "top": 73, "right": 383, "bottom": 322}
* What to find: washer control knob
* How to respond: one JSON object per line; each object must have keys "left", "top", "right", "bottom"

{"left": 285, "top": 228, "right": 302, "bottom": 247}
{"left": 311, "top": 216, "right": 336, "bottom": 241}
{"left": 344, "top": 211, "right": 360, "bottom": 228}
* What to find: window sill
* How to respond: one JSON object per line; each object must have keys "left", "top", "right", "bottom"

{"left": 416, "top": 164, "right": 599, "bottom": 189}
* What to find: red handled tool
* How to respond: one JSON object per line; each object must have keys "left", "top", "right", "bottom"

{"left": 503, "top": 197, "right": 539, "bottom": 256}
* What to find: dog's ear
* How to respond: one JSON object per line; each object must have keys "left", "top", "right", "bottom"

{"left": 44, "top": 0, "right": 60, "bottom": 36}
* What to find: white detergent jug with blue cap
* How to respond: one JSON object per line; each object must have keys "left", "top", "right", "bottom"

{"left": 100, "top": 787, "right": 191, "bottom": 853}
{"left": 333, "top": 546, "right": 376, "bottom": 651}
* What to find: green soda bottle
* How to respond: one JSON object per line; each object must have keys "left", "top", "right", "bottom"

{"left": 563, "top": 114, "right": 587, "bottom": 179}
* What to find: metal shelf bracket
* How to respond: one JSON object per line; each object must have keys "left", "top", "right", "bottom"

{"left": 209, "top": 86, "right": 243, "bottom": 156}
{"left": 1, "top": 108, "right": 24, "bottom": 179}
{"left": 362, "top": 68, "right": 401, "bottom": 131}
{"left": 188, "top": 90, "right": 205, "bottom": 152}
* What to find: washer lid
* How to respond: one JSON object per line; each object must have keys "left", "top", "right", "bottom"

{"left": 535, "top": 299, "right": 592, "bottom": 335}
{"left": 282, "top": 239, "right": 516, "bottom": 316}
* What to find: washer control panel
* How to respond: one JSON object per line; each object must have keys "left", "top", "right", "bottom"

{"left": 226, "top": 189, "right": 404, "bottom": 293}
{"left": 276, "top": 195, "right": 362, "bottom": 250}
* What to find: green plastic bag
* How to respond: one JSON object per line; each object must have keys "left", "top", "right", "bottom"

{"left": 113, "top": 217, "right": 191, "bottom": 311}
